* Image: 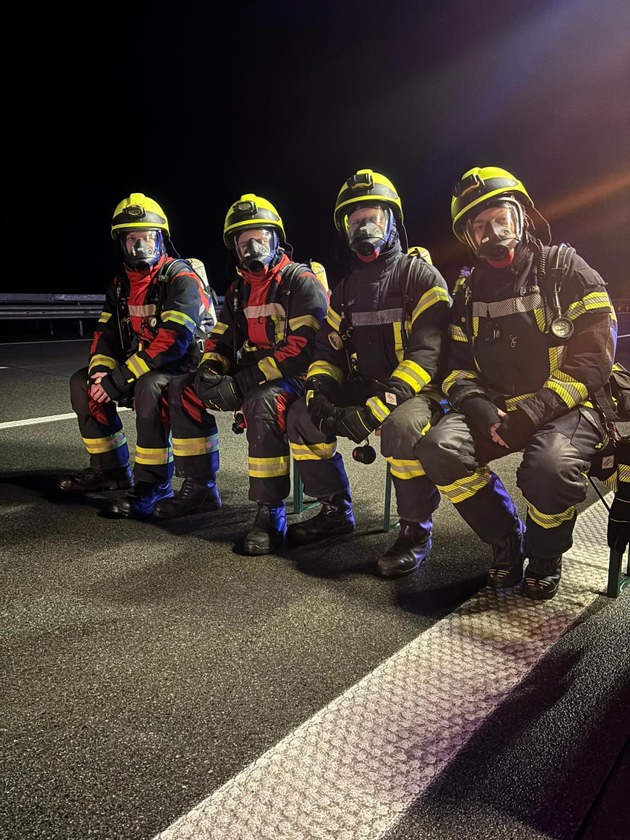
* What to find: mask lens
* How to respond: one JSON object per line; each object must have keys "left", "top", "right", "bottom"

{"left": 236, "top": 228, "right": 272, "bottom": 257}
{"left": 236, "top": 227, "right": 277, "bottom": 270}
{"left": 346, "top": 206, "right": 389, "bottom": 239}
{"left": 467, "top": 202, "right": 520, "bottom": 260}
{"left": 125, "top": 230, "right": 158, "bottom": 256}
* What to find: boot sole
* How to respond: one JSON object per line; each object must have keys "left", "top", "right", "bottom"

{"left": 242, "top": 535, "right": 286, "bottom": 556}
{"left": 153, "top": 501, "right": 222, "bottom": 520}
{"left": 286, "top": 524, "right": 356, "bottom": 545}
{"left": 487, "top": 564, "right": 525, "bottom": 590}
{"left": 522, "top": 580, "right": 560, "bottom": 600}
{"left": 109, "top": 490, "right": 174, "bottom": 519}
{"left": 59, "top": 480, "right": 134, "bottom": 494}
{"left": 376, "top": 560, "right": 422, "bottom": 579}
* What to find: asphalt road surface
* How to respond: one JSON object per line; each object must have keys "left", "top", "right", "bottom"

{"left": 1, "top": 333, "right": 629, "bottom": 840}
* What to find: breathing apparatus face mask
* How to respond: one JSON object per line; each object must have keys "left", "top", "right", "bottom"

{"left": 345, "top": 205, "right": 392, "bottom": 262}
{"left": 465, "top": 200, "right": 524, "bottom": 264}
{"left": 235, "top": 227, "right": 278, "bottom": 272}
{"left": 120, "top": 229, "right": 164, "bottom": 269}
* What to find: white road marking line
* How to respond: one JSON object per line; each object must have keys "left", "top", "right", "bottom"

{"left": 0, "top": 409, "right": 131, "bottom": 430}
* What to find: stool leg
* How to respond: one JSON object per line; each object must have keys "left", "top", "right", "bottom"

{"left": 607, "top": 548, "right": 623, "bottom": 598}
{"left": 293, "top": 460, "right": 305, "bottom": 514}
{"left": 383, "top": 462, "right": 394, "bottom": 532}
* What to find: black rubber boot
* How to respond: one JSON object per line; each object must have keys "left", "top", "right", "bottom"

{"left": 522, "top": 556, "right": 562, "bottom": 600}
{"left": 376, "top": 521, "right": 432, "bottom": 579}
{"left": 153, "top": 478, "right": 222, "bottom": 519}
{"left": 287, "top": 493, "right": 355, "bottom": 545}
{"left": 243, "top": 502, "right": 287, "bottom": 556}
{"left": 108, "top": 480, "right": 173, "bottom": 518}
{"left": 58, "top": 465, "right": 133, "bottom": 494}
{"left": 487, "top": 520, "right": 526, "bottom": 590}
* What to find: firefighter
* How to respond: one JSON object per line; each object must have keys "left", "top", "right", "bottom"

{"left": 58, "top": 193, "right": 215, "bottom": 517}
{"left": 152, "top": 194, "right": 329, "bottom": 556}
{"left": 417, "top": 166, "right": 617, "bottom": 600}
{"left": 286, "top": 169, "right": 452, "bottom": 578}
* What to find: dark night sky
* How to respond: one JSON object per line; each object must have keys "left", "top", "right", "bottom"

{"left": 6, "top": 0, "right": 630, "bottom": 299}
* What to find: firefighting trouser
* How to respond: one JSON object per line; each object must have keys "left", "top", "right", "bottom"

{"left": 166, "top": 372, "right": 304, "bottom": 503}
{"left": 68, "top": 366, "right": 177, "bottom": 485}
{"left": 287, "top": 390, "right": 442, "bottom": 523}
{"left": 417, "top": 405, "right": 606, "bottom": 558}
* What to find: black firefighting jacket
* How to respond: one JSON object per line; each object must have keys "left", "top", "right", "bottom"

{"left": 306, "top": 237, "right": 452, "bottom": 425}
{"left": 88, "top": 255, "right": 211, "bottom": 397}
{"left": 443, "top": 242, "right": 617, "bottom": 428}
{"left": 200, "top": 251, "right": 329, "bottom": 387}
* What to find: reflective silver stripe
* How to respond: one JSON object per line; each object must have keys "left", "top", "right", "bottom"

{"left": 243, "top": 303, "right": 286, "bottom": 319}
{"left": 351, "top": 308, "right": 403, "bottom": 326}
{"left": 471, "top": 291, "right": 543, "bottom": 319}
{"left": 128, "top": 304, "right": 157, "bottom": 317}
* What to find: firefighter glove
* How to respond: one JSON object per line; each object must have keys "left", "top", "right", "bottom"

{"left": 336, "top": 405, "right": 380, "bottom": 444}
{"left": 304, "top": 375, "right": 338, "bottom": 404}
{"left": 495, "top": 409, "right": 536, "bottom": 450}
{"left": 100, "top": 366, "right": 135, "bottom": 401}
{"left": 234, "top": 365, "right": 264, "bottom": 396}
{"left": 460, "top": 395, "right": 501, "bottom": 436}
{"left": 308, "top": 394, "right": 344, "bottom": 435}
{"left": 194, "top": 371, "right": 242, "bottom": 411}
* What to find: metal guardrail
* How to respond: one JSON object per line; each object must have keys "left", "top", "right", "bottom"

{"left": 0, "top": 294, "right": 106, "bottom": 337}
{"left": 0, "top": 293, "right": 226, "bottom": 338}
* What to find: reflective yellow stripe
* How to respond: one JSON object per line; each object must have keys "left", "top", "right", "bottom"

{"left": 200, "top": 352, "right": 229, "bottom": 373}
{"left": 393, "top": 322, "right": 404, "bottom": 360}
{"left": 126, "top": 354, "right": 150, "bottom": 377}
{"left": 172, "top": 434, "right": 219, "bottom": 458}
{"left": 260, "top": 357, "right": 282, "bottom": 380}
{"left": 411, "top": 285, "right": 451, "bottom": 322}
{"left": 448, "top": 323, "right": 467, "bottom": 343}
{"left": 135, "top": 445, "right": 173, "bottom": 466}
{"left": 88, "top": 355, "right": 118, "bottom": 372}
{"left": 437, "top": 467, "right": 492, "bottom": 504}
{"left": 366, "top": 396, "right": 390, "bottom": 422}
{"left": 290, "top": 441, "right": 337, "bottom": 461}
{"left": 567, "top": 290, "right": 614, "bottom": 318}
{"left": 442, "top": 368, "right": 478, "bottom": 394}
{"left": 82, "top": 430, "right": 127, "bottom": 455}
{"left": 526, "top": 500, "right": 576, "bottom": 529}
{"left": 289, "top": 314, "right": 321, "bottom": 332}
{"left": 248, "top": 454, "right": 290, "bottom": 478}
{"left": 161, "top": 309, "right": 197, "bottom": 330}
{"left": 306, "top": 360, "right": 344, "bottom": 384}
{"left": 545, "top": 373, "right": 588, "bottom": 408}
{"left": 325, "top": 308, "right": 342, "bottom": 331}
{"left": 392, "top": 359, "right": 431, "bottom": 390}
{"left": 387, "top": 457, "right": 427, "bottom": 479}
